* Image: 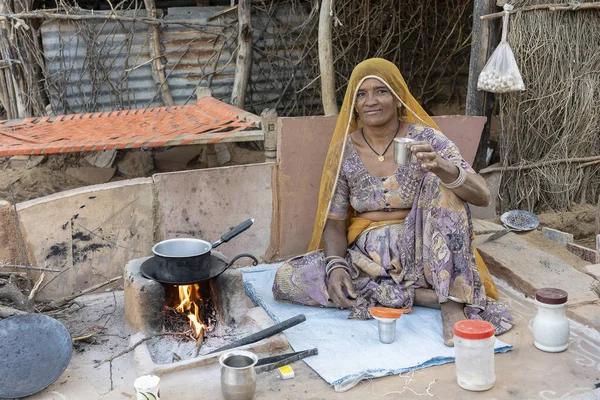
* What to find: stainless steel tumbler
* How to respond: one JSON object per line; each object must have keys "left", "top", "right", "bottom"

{"left": 393, "top": 138, "right": 414, "bottom": 165}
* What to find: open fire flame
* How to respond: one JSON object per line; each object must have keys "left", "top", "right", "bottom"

{"left": 175, "top": 285, "right": 205, "bottom": 339}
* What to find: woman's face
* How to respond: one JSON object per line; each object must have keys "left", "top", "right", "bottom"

{"left": 354, "top": 78, "right": 399, "bottom": 127}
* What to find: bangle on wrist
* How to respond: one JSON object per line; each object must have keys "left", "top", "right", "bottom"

{"left": 324, "top": 255, "right": 345, "bottom": 263}
{"left": 326, "top": 264, "right": 349, "bottom": 279}
{"left": 325, "top": 259, "right": 349, "bottom": 278}
{"left": 441, "top": 164, "right": 467, "bottom": 189}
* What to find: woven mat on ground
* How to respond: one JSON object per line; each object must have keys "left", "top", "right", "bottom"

{"left": 241, "top": 263, "right": 513, "bottom": 392}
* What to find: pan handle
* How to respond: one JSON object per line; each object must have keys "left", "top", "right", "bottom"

{"left": 211, "top": 219, "right": 254, "bottom": 248}
{"left": 227, "top": 253, "right": 259, "bottom": 268}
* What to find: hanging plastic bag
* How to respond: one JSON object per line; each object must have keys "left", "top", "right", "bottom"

{"left": 477, "top": 4, "right": 525, "bottom": 93}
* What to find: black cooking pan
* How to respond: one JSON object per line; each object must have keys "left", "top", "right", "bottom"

{"left": 141, "top": 252, "right": 258, "bottom": 285}
{"left": 144, "top": 218, "right": 258, "bottom": 284}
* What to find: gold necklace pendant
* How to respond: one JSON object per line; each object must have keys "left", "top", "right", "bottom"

{"left": 378, "top": 155, "right": 385, "bottom": 162}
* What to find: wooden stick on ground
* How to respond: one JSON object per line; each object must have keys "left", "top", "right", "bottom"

{"left": 94, "top": 334, "right": 164, "bottom": 368}
{"left": 41, "top": 276, "right": 122, "bottom": 311}
{"left": 27, "top": 272, "right": 44, "bottom": 301}
{"left": 0, "top": 264, "right": 61, "bottom": 272}
{"left": 0, "top": 305, "right": 27, "bottom": 318}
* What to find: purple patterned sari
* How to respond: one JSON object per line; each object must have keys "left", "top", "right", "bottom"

{"left": 273, "top": 124, "right": 513, "bottom": 335}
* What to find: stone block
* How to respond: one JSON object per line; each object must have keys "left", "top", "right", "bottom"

{"left": 583, "top": 264, "right": 600, "bottom": 279}
{"left": 567, "top": 298, "right": 600, "bottom": 329}
{"left": 66, "top": 166, "right": 116, "bottom": 184}
{"left": 475, "top": 232, "right": 595, "bottom": 299}
{"left": 85, "top": 150, "right": 117, "bottom": 168}
{"left": 567, "top": 242, "right": 600, "bottom": 264}
{"left": 542, "top": 227, "right": 574, "bottom": 246}
{"left": 118, "top": 150, "right": 154, "bottom": 178}
{"left": 154, "top": 145, "right": 202, "bottom": 171}
{"left": 472, "top": 219, "right": 504, "bottom": 235}
{"left": 597, "top": 234, "right": 600, "bottom": 252}
{"left": 9, "top": 155, "right": 45, "bottom": 169}
{"left": 16, "top": 178, "right": 154, "bottom": 301}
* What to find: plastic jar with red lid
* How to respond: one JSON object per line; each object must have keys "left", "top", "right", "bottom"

{"left": 453, "top": 319, "right": 496, "bottom": 391}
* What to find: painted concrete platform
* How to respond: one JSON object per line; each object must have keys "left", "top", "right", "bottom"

{"left": 31, "top": 280, "right": 600, "bottom": 400}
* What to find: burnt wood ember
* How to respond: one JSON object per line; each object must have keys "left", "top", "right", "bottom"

{"left": 163, "top": 282, "right": 218, "bottom": 343}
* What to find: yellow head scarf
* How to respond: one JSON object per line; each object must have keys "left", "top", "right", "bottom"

{"left": 308, "top": 58, "right": 441, "bottom": 251}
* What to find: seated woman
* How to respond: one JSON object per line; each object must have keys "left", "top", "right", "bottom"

{"left": 272, "top": 58, "right": 513, "bottom": 346}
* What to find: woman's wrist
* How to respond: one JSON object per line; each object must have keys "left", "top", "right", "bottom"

{"left": 432, "top": 158, "right": 458, "bottom": 182}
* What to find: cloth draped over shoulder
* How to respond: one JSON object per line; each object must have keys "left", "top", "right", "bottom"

{"left": 308, "top": 58, "right": 440, "bottom": 252}
{"left": 308, "top": 58, "right": 498, "bottom": 300}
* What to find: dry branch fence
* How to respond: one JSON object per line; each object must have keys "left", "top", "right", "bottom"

{"left": 493, "top": 0, "right": 600, "bottom": 211}
{"left": 0, "top": 0, "right": 473, "bottom": 119}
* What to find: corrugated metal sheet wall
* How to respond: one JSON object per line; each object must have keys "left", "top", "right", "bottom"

{"left": 41, "top": 5, "right": 315, "bottom": 115}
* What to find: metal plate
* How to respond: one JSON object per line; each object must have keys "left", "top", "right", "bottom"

{"left": 140, "top": 255, "right": 229, "bottom": 285}
{"left": 0, "top": 314, "right": 72, "bottom": 398}
{"left": 500, "top": 210, "right": 539, "bottom": 231}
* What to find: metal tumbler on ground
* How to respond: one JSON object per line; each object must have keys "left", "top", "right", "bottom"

{"left": 393, "top": 138, "right": 414, "bottom": 165}
{"left": 219, "top": 350, "right": 258, "bottom": 400}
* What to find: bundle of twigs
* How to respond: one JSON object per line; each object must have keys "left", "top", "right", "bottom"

{"left": 498, "top": 0, "right": 600, "bottom": 212}
{"left": 262, "top": 0, "right": 473, "bottom": 115}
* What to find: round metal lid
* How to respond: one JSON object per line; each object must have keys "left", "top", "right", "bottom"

{"left": 0, "top": 314, "right": 72, "bottom": 398}
{"left": 536, "top": 288, "right": 568, "bottom": 305}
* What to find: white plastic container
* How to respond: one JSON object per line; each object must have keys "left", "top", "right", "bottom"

{"left": 453, "top": 320, "right": 496, "bottom": 391}
{"left": 532, "top": 288, "right": 569, "bottom": 352}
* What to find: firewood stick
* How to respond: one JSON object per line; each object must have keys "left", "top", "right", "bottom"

{"left": 0, "top": 264, "right": 61, "bottom": 272}
{"left": 28, "top": 272, "right": 45, "bottom": 301}
{"left": 0, "top": 305, "right": 27, "bottom": 318}
{"left": 194, "top": 329, "right": 205, "bottom": 357}
{"left": 41, "top": 276, "right": 122, "bottom": 311}
{"left": 208, "top": 314, "right": 306, "bottom": 355}
{"left": 72, "top": 332, "right": 97, "bottom": 342}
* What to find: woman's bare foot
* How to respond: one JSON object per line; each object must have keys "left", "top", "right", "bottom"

{"left": 414, "top": 288, "right": 441, "bottom": 309}
{"left": 441, "top": 300, "right": 466, "bottom": 347}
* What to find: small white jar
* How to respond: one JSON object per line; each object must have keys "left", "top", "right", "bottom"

{"left": 453, "top": 320, "right": 496, "bottom": 391}
{"left": 532, "top": 288, "right": 569, "bottom": 352}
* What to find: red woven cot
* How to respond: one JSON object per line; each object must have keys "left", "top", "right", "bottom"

{"left": 0, "top": 97, "right": 259, "bottom": 157}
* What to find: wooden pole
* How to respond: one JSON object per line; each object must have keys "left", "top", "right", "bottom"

{"left": 261, "top": 108, "right": 278, "bottom": 162}
{"left": 318, "top": 0, "right": 338, "bottom": 116}
{"left": 466, "top": 0, "right": 500, "bottom": 171}
{"left": 143, "top": 0, "right": 174, "bottom": 106}
{"left": 231, "top": 0, "right": 252, "bottom": 109}
{"left": 0, "top": 0, "right": 26, "bottom": 118}
{"left": 481, "top": 1, "right": 600, "bottom": 20}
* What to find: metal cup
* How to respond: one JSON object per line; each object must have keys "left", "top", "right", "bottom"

{"left": 376, "top": 318, "right": 398, "bottom": 344}
{"left": 219, "top": 350, "right": 258, "bottom": 400}
{"left": 393, "top": 138, "right": 414, "bottom": 165}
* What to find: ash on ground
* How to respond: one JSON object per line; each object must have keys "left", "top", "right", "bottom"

{"left": 147, "top": 320, "right": 253, "bottom": 364}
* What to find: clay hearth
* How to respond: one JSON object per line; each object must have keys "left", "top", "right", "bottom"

{"left": 123, "top": 252, "right": 287, "bottom": 376}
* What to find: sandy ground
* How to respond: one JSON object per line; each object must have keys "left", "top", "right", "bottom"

{"left": 0, "top": 144, "right": 265, "bottom": 204}
{"left": 18, "top": 278, "right": 600, "bottom": 400}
